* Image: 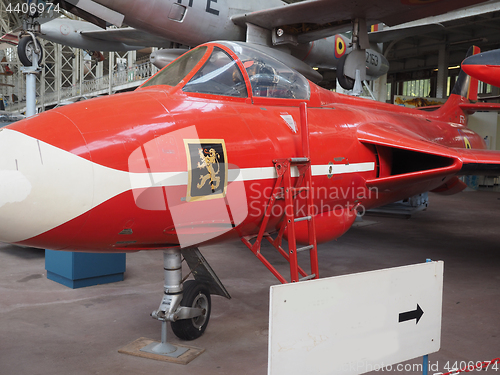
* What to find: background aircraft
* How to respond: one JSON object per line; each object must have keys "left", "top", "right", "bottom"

{"left": 38, "top": 18, "right": 174, "bottom": 52}
{"left": 2, "top": 17, "right": 176, "bottom": 65}
{"left": 462, "top": 48, "right": 500, "bottom": 87}
{"left": 1, "top": 40, "right": 500, "bottom": 343}
{"left": 11, "top": 0, "right": 490, "bottom": 88}
{"left": 48, "top": 0, "right": 493, "bottom": 87}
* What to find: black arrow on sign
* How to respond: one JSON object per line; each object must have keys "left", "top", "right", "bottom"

{"left": 399, "top": 304, "right": 424, "bottom": 324}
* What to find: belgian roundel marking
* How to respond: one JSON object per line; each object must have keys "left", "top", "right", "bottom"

{"left": 334, "top": 35, "right": 346, "bottom": 59}
{"left": 184, "top": 139, "right": 228, "bottom": 202}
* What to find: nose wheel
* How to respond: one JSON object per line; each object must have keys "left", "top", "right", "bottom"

{"left": 17, "top": 35, "right": 43, "bottom": 67}
{"left": 171, "top": 280, "right": 211, "bottom": 340}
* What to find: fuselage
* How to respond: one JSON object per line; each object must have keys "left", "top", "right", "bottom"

{"left": 0, "top": 42, "right": 483, "bottom": 252}
{"left": 94, "top": 0, "right": 272, "bottom": 46}
{"left": 39, "top": 19, "right": 148, "bottom": 51}
{"left": 87, "top": 0, "right": 387, "bottom": 76}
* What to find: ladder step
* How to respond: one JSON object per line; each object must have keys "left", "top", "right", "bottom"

{"left": 299, "top": 274, "right": 316, "bottom": 282}
{"left": 294, "top": 216, "right": 311, "bottom": 222}
{"left": 291, "top": 187, "right": 309, "bottom": 192}
{"left": 296, "top": 245, "right": 314, "bottom": 253}
{"left": 290, "top": 157, "right": 309, "bottom": 163}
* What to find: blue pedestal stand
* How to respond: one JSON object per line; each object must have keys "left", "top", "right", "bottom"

{"left": 45, "top": 250, "right": 126, "bottom": 289}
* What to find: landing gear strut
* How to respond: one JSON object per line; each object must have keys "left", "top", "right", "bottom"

{"left": 142, "top": 249, "right": 206, "bottom": 356}
{"left": 18, "top": 9, "right": 43, "bottom": 116}
{"left": 141, "top": 247, "right": 229, "bottom": 358}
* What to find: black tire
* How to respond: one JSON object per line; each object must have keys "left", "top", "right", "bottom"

{"left": 171, "top": 280, "right": 211, "bottom": 340}
{"left": 17, "top": 36, "right": 43, "bottom": 67}
{"left": 337, "top": 54, "right": 355, "bottom": 90}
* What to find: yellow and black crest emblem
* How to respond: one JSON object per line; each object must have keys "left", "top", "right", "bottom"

{"left": 184, "top": 139, "right": 228, "bottom": 202}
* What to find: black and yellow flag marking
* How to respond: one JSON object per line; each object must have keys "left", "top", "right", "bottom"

{"left": 185, "top": 139, "right": 228, "bottom": 202}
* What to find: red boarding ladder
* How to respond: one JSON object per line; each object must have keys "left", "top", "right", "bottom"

{"left": 242, "top": 102, "right": 319, "bottom": 283}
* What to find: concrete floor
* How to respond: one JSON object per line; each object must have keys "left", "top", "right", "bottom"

{"left": 0, "top": 190, "right": 499, "bottom": 375}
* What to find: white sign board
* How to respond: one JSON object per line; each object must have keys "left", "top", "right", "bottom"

{"left": 268, "top": 261, "right": 444, "bottom": 375}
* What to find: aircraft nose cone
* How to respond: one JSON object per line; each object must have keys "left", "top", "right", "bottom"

{"left": 462, "top": 49, "right": 500, "bottom": 88}
{"left": 0, "top": 113, "right": 93, "bottom": 248}
{"left": 462, "top": 49, "right": 500, "bottom": 67}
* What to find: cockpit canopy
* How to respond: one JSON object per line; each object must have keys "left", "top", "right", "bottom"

{"left": 142, "top": 41, "right": 310, "bottom": 100}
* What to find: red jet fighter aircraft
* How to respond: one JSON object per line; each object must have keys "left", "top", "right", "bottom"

{"left": 1, "top": 42, "right": 500, "bottom": 343}
{"left": 462, "top": 48, "right": 500, "bottom": 88}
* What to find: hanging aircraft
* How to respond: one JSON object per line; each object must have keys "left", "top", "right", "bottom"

{"left": 2, "top": 39, "right": 500, "bottom": 345}
{"left": 14, "top": 0, "right": 492, "bottom": 88}
{"left": 462, "top": 48, "right": 500, "bottom": 88}
{"left": 46, "top": 0, "right": 498, "bottom": 88}
{"left": 3, "top": 17, "right": 176, "bottom": 66}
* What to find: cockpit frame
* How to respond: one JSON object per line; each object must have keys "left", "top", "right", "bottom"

{"left": 141, "top": 41, "right": 311, "bottom": 105}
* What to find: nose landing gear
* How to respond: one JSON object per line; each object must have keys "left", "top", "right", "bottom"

{"left": 17, "top": 35, "right": 43, "bottom": 67}
{"left": 125, "top": 247, "right": 229, "bottom": 362}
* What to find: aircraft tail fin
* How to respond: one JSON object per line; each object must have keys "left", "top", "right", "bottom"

{"left": 430, "top": 46, "right": 496, "bottom": 125}
{"left": 450, "top": 45, "right": 481, "bottom": 101}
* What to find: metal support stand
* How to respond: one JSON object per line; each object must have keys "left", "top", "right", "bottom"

{"left": 142, "top": 249, "right": 188, "bottom": 358}
{"left": 423, "top": 354, "right": 429, "bottom": 375}
{"left": 20, "top": 37, "right": 41, "bottom": 117}
{"left": 422, "top": 258, "right": 431, "bottom": 375}
{"left": 363, "top": 80, "right": 376, "bottom": 100}
{"left": 139, "top": 319, "right": 188, "bottom": 358}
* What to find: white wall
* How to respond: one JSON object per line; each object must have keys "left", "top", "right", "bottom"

{"left": 468, "top": 112, "right": 499, "bottom": 150}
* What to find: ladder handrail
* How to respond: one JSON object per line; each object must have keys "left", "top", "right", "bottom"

{"left": 241, "top": 102, "right": 319, "bottom": 283}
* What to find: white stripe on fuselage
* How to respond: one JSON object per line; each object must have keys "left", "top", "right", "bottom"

{"left": 0, "top": 129, "right": 374, "bottom": 243}
{"left": 235, "top": 163, "right": 374, "bottom": 181}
